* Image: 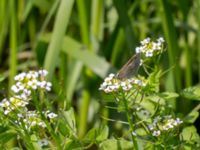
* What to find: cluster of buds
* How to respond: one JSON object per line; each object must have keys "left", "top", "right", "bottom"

{"left": 135, "top": 37, "right": 165, "bottom": 57}
{"left": 99, "top": 73, "right": 147, "bottom": 93}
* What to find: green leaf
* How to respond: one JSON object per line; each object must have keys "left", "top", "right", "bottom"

{"left": 66, "top": 61, "right": 83, "bottom": 101}
{"left": 63, "top": 138, "right": 82, "bottom": 150}
{"left": 158, "top": 92, "right": 179, "bottom": 100}
{"left": 99, "top": 139, "right": 133, "bottom": 150}
{"left": 44, "top": 0, "right": 75, "bottom": 80}
{"left": 60, "top": 108, "right": 77, "bottom": 136}
{"left": 146, "top": 69, "right": 162, "bottom": 93}
{"left": 113, "top": 0, "right": 135, "bottom": 50}
{"left": 184, "top": 111, "right": 199, "bottom": 123}
{"left": 83, "top": 125, "right": 109, "bottom": 143}
{"left": 0, "top": 74, "right": 5, "bottom": 82}
{"left": 0, "top": 130, "right": 16, "bottom": 145}
{"left": 181, "top": 126, "right": 200, "bottom": 142}
{"left": 181, "top": 85, "right": 200, "bottom": 101}
{"left": 40, "top": 34, "right": 115, "bottom": 78}
{"left": 145, "top": 95, "right": 166, "bottom": 105}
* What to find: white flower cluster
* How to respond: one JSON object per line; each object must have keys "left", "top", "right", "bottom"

{"left": 15, "top": 110, "right": 58, "bottom": 130}
{"left": 135, "top": 37, "right": 165, "bottom": 57}
{"left": 0, "top": 70, "right": 52, "bottom": 115}
{"left": 0, "top": 70, "right": 57, "bottom": 130}
{"left": 99, "top": 73, "right": 146, "bottom": 93}
{"left": 11, "top": 70, "right": 52, "bottom": 95}
{"left": 0, "top": 97, "right": 29, "bottom": 115}
{"left": 148, "top": 115, "right": 183, "bottom": 137}
{"left": 18, "top": 111, "right": 47, "bottom": 129}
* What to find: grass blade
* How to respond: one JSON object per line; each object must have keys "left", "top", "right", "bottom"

{"left": 44, "top": 0, "right": 75, "bottom": 80}
{"left": 9, "top": 0, "right": 18, "bottom": 91}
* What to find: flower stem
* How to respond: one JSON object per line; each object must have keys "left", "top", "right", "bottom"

{"left": 122, "top": 94, "right": 139, "bottom": 150}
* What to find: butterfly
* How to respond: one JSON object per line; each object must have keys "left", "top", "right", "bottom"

{"left": 116, "top": 53, "right": 141, "bottom": 79}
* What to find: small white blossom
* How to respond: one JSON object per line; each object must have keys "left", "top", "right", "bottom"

{"left": 132, "top": 131, "right": 137, "bottom": 136}
{"left": 148, "top": 125, "right": 154, "bottom": 131}
{"left": 145, "top": 51, "right": 153, "bottom": 57}
{"left": 135, "top": 37, "right": 165, "bottom": 58}
{"left": 38, "top": 70, "right": 48, "bottom": 77}
{"left": 0, "top": 99, "right": 10, "bottom": 107}
{"left": 175, "top": 118, "right": 183, "bottom": 124}
{"left": 109, "top": 73, "right": 115, "bottom": 78}
{"left": 38, "top": 138, "right": 49, "bottom": 147}
{"left": 135, "top": 47, "right": 141, "bottom": 53}
{"left": 26, "top": 71, "right": 38, "bottom": 79}
{"left": 141, "top": 37, "right": 151, "bottom": 45}
{"left": 11, "top": 85, "right": 20, "bottom": 93}
{"left": 152, "top": 130, "right": 161, "bottom": 136}
{"left": 47, "top": 112, "right": 58, "bottom": 119}
{"left": 14, "top": 72, "right": 26, "bottom": 81}
{"left": 99, "top": 74, "right": 147, "bottom": 93}
{"left": 157, "top": 37, "right": 165, "bottom": 43}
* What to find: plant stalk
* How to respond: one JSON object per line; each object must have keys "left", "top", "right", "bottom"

{"left": 122, "top": 94, "right": 138, "bottom": 150}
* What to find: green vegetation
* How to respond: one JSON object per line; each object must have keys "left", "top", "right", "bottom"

{"left": 0, "top": 0, "right": 199, "bottom": 149}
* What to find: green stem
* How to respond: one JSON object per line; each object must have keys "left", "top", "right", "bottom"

{"left": 9, "top": 0, "right": 18, "bottom": 93}
{"left": 122, "top": 94, "right": 138, "bottom": 150}
{"left": 197, "top": 0, "right": 200, "bottom": 82}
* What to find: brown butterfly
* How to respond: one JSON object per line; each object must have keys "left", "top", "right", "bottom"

{"left": 116, "top": 53, "right": 141, "bottom": 79}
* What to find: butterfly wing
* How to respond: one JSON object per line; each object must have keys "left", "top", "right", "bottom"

{"left": 117, "top": 53, "right": 141, "bottom": 79}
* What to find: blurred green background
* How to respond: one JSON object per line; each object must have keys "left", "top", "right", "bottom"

{"left": 0, "top": 0, "right": 199, "bottom": 137}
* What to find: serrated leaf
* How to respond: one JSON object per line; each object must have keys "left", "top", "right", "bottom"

{"left": 181, "top": 85, "right": 200, "bottom": 101}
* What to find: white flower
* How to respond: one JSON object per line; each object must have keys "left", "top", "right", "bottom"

{"left": 135, "top": 37, "right": 165, "bottom": 58}
{"left": 38, "top": 138, "right": 49, "bottom": 147}
{"left": 152, "top": 130, "right": 161, "bottom": 136}
{"left": 4, "top": 109, "right": 11, "bottom": 115}
{"left": 26, "top": 71, "right": 38, "bottom": 79}
{"left": 19, "top": 89, "right": 31, "bottom": 100}
{"left": 0, "top": 99, "right": 10, "bottom": 107}
{"left": 120, "top": 82, "right": 126, "bottom": 87}
{"left": 157, "top": 37, "right": 165, "bottom": 43}
{"left": 38, "top": 122, "right": 47, "bottom": 128}
{"left": 27, "top": 79, "right": 38, "bottom": 89}
{"left": 132, "top": 131, "right": 137, "bottom": 136}
{"left": 135, "top": 47, "right": 141, "bottom": 53}
{"left": 141, "top": 37, "right": 151, "bottom": 45}
{"left": 14, "top": 72, "right": 26, "bottom": 81}
{"left": 109, "top": 73, "right": 115, "bottom": 78}
{"left": 38, "top": 70, "right": 48, "bottom": 77}
{"left": 11, "top": 85, "right": 20, "bottom": 93}
{"left": 145, "top": 51, "right": 153, "bottom": 57}
{"left": 148, "top": 125, "right": 154, "bottom": 131}
{"left": 37, "top": 81, "right": 52, "bottom": 91}
{"left": 175, "top": 118, "right": 183, "bottom": 124}
{"left": 17, "top": 113, "right": 23, "bottom": 118}
{"left": 47, "top": 112, "right": 58, "bottom": 119}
